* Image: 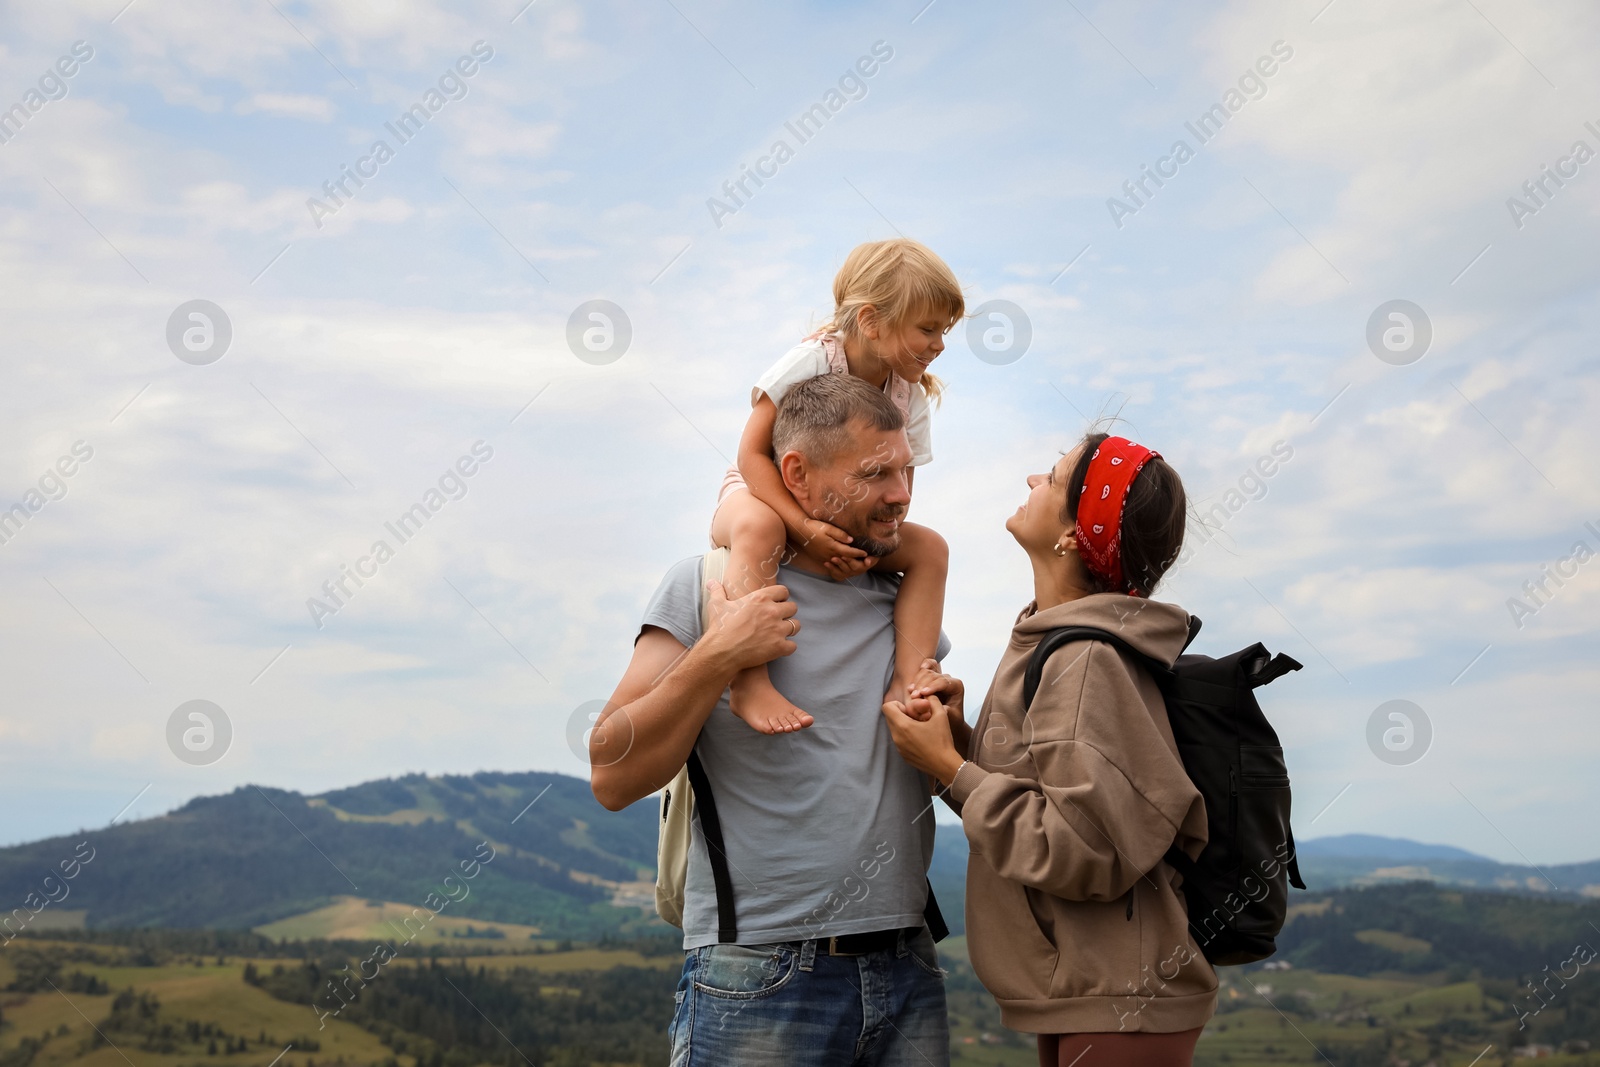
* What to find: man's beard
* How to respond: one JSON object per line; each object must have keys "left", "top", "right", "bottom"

{"left": 841, "top": 503, "right": 906, "bottom": 561}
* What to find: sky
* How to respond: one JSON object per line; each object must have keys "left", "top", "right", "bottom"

{"left": 0, "top": 0, "right": 1597, "bottom": 869}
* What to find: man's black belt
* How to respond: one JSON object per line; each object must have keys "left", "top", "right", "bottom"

{"left": 817, "top": 926, "right": 919, "bottom": 956}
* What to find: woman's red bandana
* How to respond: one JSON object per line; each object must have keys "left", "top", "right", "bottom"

{"left": 1075, "top": 436, "right": 1159, "bottom": 596}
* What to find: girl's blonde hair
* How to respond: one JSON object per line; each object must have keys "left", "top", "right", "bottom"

{"left": 820, "top": 238, "right": 965, "bottom": 402}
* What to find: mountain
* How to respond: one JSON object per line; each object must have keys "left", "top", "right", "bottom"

{"left": 1277, "top": 881, "right": 1600, "bottom": 977}
{"left": 0, "top": 771, "right": 662, "bottom": 939}
{"left": 929, "top": 827, "right": 1600, "bottom": 921}
{"left": 6, "top": 771, "right": 1598, "bottom": 943}
{"left": 1292, "top": 834, "right": 1600, "bottom": 900}
{"left": 1295, "top": 834, "right": 1488, "bottom": 862}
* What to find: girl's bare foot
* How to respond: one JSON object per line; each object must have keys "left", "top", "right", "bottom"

{"left": 730, "top": 665, "right": 814, "bottom": 733}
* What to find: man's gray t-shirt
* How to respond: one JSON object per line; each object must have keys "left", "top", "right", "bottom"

{"left": 641, "top": 556, "right": 951, "bottom": 950}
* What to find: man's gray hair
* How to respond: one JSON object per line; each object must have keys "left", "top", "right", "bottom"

{"left": 772, "top": 373, "right": 904, "bottom": 465}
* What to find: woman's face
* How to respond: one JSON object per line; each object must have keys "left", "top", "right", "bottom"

{"left": 1007, "top": 446, "right": 1082, "bottom": 553}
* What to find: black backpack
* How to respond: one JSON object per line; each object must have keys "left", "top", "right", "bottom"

{"left": 1022, "top": 617, "right": 1306, "bottom": 966}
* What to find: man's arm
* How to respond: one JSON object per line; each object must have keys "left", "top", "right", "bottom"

{"left": 590, "top": 582, "right": 799, "bottom": 811}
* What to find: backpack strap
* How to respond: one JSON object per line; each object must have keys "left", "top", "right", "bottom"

{"left": 690, "top": 549, "right": 738, "bottom": 943}
{"left": 922, "top": 879, "right": 949, "bottom": 942}
{"left": 1161, "top": 843, "right": 1201, "bottom": 881}
{"left": 1249, "top": 651, "right": 1303, "bottom": 688}
{"left": 700, "top": 548, "right": 730, "bottom": 631}
{"left": 684, "top": 750, "right": 737, "bottom": 943}
{"left": 1021, "top": 625, "right": 1173, "bottom": 708}
{"left": 1168, "top": 837, "right": 1304, "bottom": 897}
{"left": 1284, "top": 828, "right": 1307, "bottom": 891}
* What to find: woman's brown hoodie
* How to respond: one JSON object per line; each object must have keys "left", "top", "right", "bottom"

{"left": 948, "top": 593, "right": 1216, "bottom": 1035}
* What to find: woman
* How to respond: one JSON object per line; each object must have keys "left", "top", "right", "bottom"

{"left": 885, "top": 432, "right": 1213, "bottom": 1067}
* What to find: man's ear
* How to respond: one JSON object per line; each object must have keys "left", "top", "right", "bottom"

{"left": 778, "top": 450, "right": 808, "bottom": 500}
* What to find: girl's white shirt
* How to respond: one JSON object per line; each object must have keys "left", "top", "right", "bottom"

{"left": 751, "top": 333, "right": 933, "bottom": 467}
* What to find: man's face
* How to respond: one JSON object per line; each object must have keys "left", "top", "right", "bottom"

{"left": 788, "top": 421, "right": 913, "bottom": 559}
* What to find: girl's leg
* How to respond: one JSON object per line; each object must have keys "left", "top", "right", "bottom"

{"left": 876, "top": 522, "right": 949, "bottom": 708}
{"left": 709, "top": 490, "right": 814, "bottom": 734}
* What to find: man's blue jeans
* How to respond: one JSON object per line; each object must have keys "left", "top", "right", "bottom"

{"left": 668, "top": 926, "right": 950, "bottom": 1066}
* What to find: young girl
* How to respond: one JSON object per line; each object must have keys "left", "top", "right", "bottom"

{"left": 709, "top": 238, "right": 964, "bottom": 734}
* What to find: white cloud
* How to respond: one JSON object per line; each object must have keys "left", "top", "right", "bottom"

{"left": 0, "top": 0, "right": 1596, "bottom": 866}
{"left": 234, "top": 92, "right": 336, "bottom": 122}
{"left": 1198, "top": 0, "right": 1600, "bottom": 302}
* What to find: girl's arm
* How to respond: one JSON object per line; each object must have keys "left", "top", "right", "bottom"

{"left": 739, "top": 396, "right": 866, "bottom": 568}
{"left": 737, "top": 396, "right": 811, "bottom": 537}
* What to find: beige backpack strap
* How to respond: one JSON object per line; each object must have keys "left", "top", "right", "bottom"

{"left": 654, "top": 763, "right": 692, "bottom": 928}
{"left": 700, "top": 547, "right": 730, "bottom": 631}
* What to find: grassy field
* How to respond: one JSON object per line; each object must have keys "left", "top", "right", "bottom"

{"left": 253, "top": 896, "right": 545, "bottom": 944}
{"left": 4, "top": 933, "right": 1596, "bottom": 1066}
{"left": 0, "top": 937, "right": 688, "bottom": 1067}
{"left": 383, "top": 947, "right": 679, "bottom": 974}
{"left": 936, "top": 936, "right": 1600, "bottom": 1067}
{"left": 1196, "top": 967, "right": 1596, "bottom": 1066}
{"left": 0, "top": 949, "right": 397, "bottom": 1067}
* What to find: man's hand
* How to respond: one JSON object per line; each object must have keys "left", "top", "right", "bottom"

{"left": 700, "top": 580, "right": 800, "bottom": 674}
{"left": 881, "top": 694, "right": 966, "bottom": 786}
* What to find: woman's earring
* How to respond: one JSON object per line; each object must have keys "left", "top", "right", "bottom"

{"left": 1054, "top": 542, "right": 1068, "bottom": 557}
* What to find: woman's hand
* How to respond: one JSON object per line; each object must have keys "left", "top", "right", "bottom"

{"left": 881, "top": 694, "right": 966, "bottom": 786}
{"left": 901, "top": 662, "right": 971, "bottom": 755}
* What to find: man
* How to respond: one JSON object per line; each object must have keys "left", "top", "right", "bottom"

{"left": 591, "top": 374, "right": 951, "bottom": 1066}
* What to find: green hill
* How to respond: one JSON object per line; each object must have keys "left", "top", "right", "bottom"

{"left": 8, "top": 767, "right": 1596, "bottom": 950}
{"left": 0, "top": 772, "right": 662, "bottom": 939}
{"left": 7, "top": 883, "right": 1599, "bottom": 1067}
{"left": 1277, "top": 881, "right": 1600, "bottom": 981}
{"left": 0, "top": 769, "right": 977, "bottom": 944}
{"left": 4, "top": 883, "right": 1599, "bottom": 1065}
